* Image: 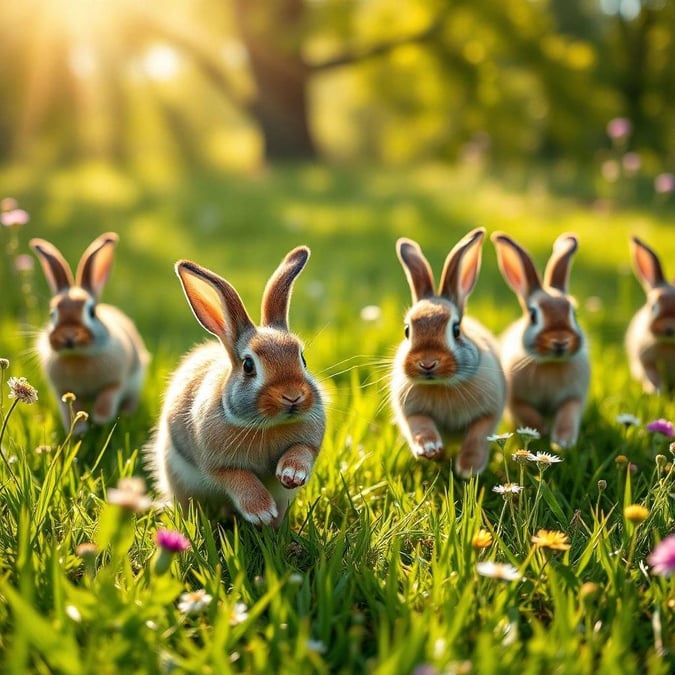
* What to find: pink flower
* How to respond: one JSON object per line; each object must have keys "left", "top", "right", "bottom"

{"left": 654, "top": 173, "right": 675, "bottom": 195}
{"left": 156, "top": 528, "right": 191, "bottom": 553}
{"left": 606, "top": 117, "right": 632, "bottom": 141}
{"left": 648, "top": 534, "right": 675, "bottom": 577}
{"left": 646, "top": 419, "right": 674, "bottom": 437}
{"left": 622, "top": 152, "right": 641, "bottom": 174}
{"left": 0, "top": 208, "right": 29, "bottom": 228}
{"left": 15, "top": 254, "right": 34, "bottom": 273}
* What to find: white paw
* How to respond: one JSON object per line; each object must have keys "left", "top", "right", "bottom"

{"left": 237, "top": 495, "right": 278, "bottom": 526}
{"left": 412, "top": 437, "right": 444, "bottom": 459}
{"left": 277, "top": 464, "right": 309, "bottom": 489}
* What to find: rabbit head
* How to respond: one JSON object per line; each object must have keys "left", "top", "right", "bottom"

{"left": 31, "top": 233, "right": 119, "bottom": 353}
{"left": 396, "top": 228, "right": 486, "bottom": 385}
{"left": 630, "top": 236, "right": 675, "bottom": 342}
{"left": 175, "top": 246, "right": 320, "bottom": 425}
{"left": 491, "top": 232, "right": 583, "bottom": 361}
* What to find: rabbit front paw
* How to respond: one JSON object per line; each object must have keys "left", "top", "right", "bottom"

{"left": 411, "top": 432, "right": 444, "bottom": 459}
{"left": 276, "top": 445, "right": 315, "bottom": 489}
{"left": 237, "top": 490, "right": 279, "bottom": 526}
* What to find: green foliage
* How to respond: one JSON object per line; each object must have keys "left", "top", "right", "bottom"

{"left": 0, "top": 162, "right": 674, "bottom": 673}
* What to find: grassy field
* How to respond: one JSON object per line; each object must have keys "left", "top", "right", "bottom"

{"left": 0, "top": 162, "right": 674, "bottom": 674}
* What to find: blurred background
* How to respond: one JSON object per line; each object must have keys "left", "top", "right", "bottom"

{"left": 0, "top": 0, "right": 673, "bottom": 404}
{"left": 0, "top": 0, "right": 672, "bottom": 175}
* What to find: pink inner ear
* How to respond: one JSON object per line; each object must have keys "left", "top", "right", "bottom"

{"left": 499, "top": 246, "right": 528, "bottom": 297}
{"left": 635, "top": 246, "right": 657, "bottom": 286}
{"left": 181, "top": 272, "right": 228, "bottom": 338}
{"left": 459, "top": 246, "right": 481, "bottom": 297}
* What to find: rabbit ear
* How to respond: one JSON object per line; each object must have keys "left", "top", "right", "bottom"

{"left": 438, "top": 228, "right": 485, "bottom": 309}
{"left": 75, "top": 232, "right": 119, "bottom": 300}
{"left": 396, "top": 238, "right": 435, "bottom": 302}
{"left": 261, "top": 246, "right": 310, "bottom": 329}
{"left": 630, "top": 236, "right": 666, "bottom": 291}
{"left": 176, "top": 260, "right": 254, "bottom": 355}
{"left": 491, "top": 232, "right": 542, "bottom": 300}
{"left": 29, "top": 238, "right": 74, "bottom": 293}
{"left": 543, "top": 233, "right": 578, "bottom": 292}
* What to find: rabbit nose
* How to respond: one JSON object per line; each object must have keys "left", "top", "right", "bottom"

{"left": 418, "top": 360, "right": 439, "bottom": 372}
{"left": 551, "top": 339, "right": 568, "bottom": 356}
{"left": 282, "top": 392, "right": 304, "bottom": 405}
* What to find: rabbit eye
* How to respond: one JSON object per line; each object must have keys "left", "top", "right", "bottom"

{"left": 49, "top": 309, "right": 57, "bottom": 322}
{"left": 242, "top": 356, "right": 256, "bottom": 375}
{"left": 452, "top": 321, "right": 461, "bottom": 339}
{"left": 404, "top": 324, "right": 410, "bottom": 339}
{"left": 88, "top": 305, "right": 96, "bottom": 320}
{"left": 528, "top": 307, "right": 537, "bottom": 324}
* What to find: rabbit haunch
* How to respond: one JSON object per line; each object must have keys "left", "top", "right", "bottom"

{"left": 145, "top": 246, "right": 325, "bottom": 527}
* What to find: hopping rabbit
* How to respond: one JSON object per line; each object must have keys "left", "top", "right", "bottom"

{"left": 31, "top": 233, "right": 149, "bottom": 433}
{"left": 491, "top": 232, "right": 590, "bottom": 448}
{"left": 145, "top": 247, "right": 325, "bottom": 526}
{"left": 391, "top": 228, "right": 505, "bottom": 478}
{"left": 626, "top": 236, "right": 675, "bottom": 394}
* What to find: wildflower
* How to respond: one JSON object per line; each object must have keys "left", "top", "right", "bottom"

{"left": 61, "top": 392, "right": 77, "bottom": 403}
{"left": 306, "top": 639, "right": 327, "bottom": 654}
{"left": 0, "top": 358, "right": 9, "bottom": 370}
{"left": 669, "top": 442, "right": 675, "bottom": 457}
{"left": 106, "top": 477, "right": 152, "bottom": 513}
{"left": 472, "top": 529, "right": 493, "bottom": 549}
{"left": 615, "top": 454, "right": 629, "bottom": 466}
{"left": 153, "top": 528, "right": 191, "bottom": 576}
{"left": 512, "top": 449, "right": 536, "bottom": 463}
{"left": 656, "top": 454, "right": 667, "bottom": 468}
{"left": 530, "top": 451, "right": 563, "bottom": 467}
{"left": 75, "top": 542, "right": 98, "bottom": 559}
{"left": 14, "top": 254, "right": 34, "bottom": 273}
{"left": 0, "top": 208, "right": 29, "bottom": 228}
{"left": 35, "top": 445, "right": 52, "bottom": 455}
{"left": 177, "top": 589, "right": 213, "bottom": 615}
{"left": 579, "top": 582, "right": 599, "bottom": 599}
{"left": 601, "top": 160, "right": 620, "bottom": 182}
{"left": 156, "top": 529, "right": 191, "bottom": 554}
{"left": 606, "top": 117, "right": 632, "bottom": 141}
{"left": 360, "top": 305, "right": 382, "bottom": 322}
{"left": 7, "top": 376, "right": 38, "bottom": 404}
{"left": 492, "top": 483, "right": 523, "bottom": 496}
{"left": 597, "top": 479, "right": 607, "bottom": 491}
{"left": 531, "top": 529, "right": 571, "bottom": 551}
{"left": 646, "top": 419, "right": 674, "bottom": 437}
{"left": 487, "top": 432, "right": 513, "bottom": 443}
{"left": 622, "top": 152, "right": 641, "bottom": 174}
{"left": 230, "top": 602, "right": 249, "bottom": 626}
{"left": 476, "top": 561, "right": 522, "bottom": 581}
{"left": 516, "top": 427, "right": 541, "bottom": 440}
{"left": 1, "top": 197, "right": 18, "bottom": 211}
{"left": 647, "top": 535, "right": 675, "bottom": 577}
{"left": 624, "top": 504, "right": 649, "bottom": 524}
{"left": 654, "top": 172, "right": 675, "bottom": 195}
{"left": 616, "top": 413, "right": 641, "bottom": 428}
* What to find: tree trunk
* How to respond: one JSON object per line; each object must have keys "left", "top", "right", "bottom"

{"left": 232, "top": 0, "right": 317, "bottom": 160}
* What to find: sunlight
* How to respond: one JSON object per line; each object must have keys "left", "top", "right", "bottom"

{"left": 141, "top": 45, "right": 182, "bottom": 81}
{"left": 30, "top": 0, "right": 127, "bottom": 40}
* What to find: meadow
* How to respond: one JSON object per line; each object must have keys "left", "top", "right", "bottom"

{"left": 0, "top": 161, "right": 674, "bottom": 674}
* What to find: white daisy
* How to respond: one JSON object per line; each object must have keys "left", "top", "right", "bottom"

{"left": 178, "top": 589, "right": 213, "bottom": 615}
{"left": 476, "top": 561, "right": 522, "bottom": 581}
{"left": 492, "top": 483, "right": 523, "bottom": 495}
{"left": 516, "top": 427, "right": 541, "bottom": 439}
{"left": 616, "top": 413, "right": 641, "bottom": 428}
{"left": 530, "top": 451, "right": 563, "bottom": 466}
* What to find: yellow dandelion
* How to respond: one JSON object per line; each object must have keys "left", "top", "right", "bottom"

{"left": 472, "top": 529, "right": 493, "bottom": 549}
{"left": 531, "top": 529, "right": 571, "bottom": 551}
{"left": 624, "top": 504, "right": 649, "bottom": 524}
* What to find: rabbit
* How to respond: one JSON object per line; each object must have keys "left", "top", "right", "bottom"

{"left": 30, "top": 233, "right": 150, "bottom": 433}
{"left": 145, "top": 246, "right": 325, "bottom": 527}
{"left": 391, "top": 228, "right": 506, "bottom": 478}
{"left": 491, "top": 232, "right": 590, "bottom": 448}
{"left": 625, "top": 236, "right": 675, "bottom": 394}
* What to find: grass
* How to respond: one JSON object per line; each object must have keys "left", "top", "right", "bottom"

{"left": 0, "top": 161, "right": 674, "bottom": 674}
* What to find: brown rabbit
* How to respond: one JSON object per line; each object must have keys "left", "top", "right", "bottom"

{"left": 391, "top": 228, "right": 506, "bottom": 478}
{"left": 626, "top": 236, "right": 675, "bottom": 393}
{"left": 145, "top": 247, "right": 325, "bottom": 526}
{"left": 491, "top": 232, "right": 590, "bottom": 448}
{"left": 31, "top": 233, "right": 149, "bottom": 432}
